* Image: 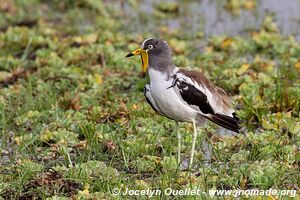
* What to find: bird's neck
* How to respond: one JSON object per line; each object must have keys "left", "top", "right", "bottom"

{"left": 148, "top": 54, "right": 174, "bottom": 74}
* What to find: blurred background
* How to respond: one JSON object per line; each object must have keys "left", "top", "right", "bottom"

{"left": 0, "top": 0, "right": 299, "bottom": 199}
{"left": 121, "top": 0, "right": 300, "bottom": 39}
{"left": 1, "top": 0, "right": 300, "bottom": 38}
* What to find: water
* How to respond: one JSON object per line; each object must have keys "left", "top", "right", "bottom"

{"left": 119, "top": 0, "right": 300, "bottom": 39}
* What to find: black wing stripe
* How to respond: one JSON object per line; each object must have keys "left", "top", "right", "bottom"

{"left": 144, "top": 86, "right": 179, "bottom": 121}
{"left": 214, "top": 113, "right": 240, "bottom": 124}
{"left": 177, "top": 81, "right": 214, "bottom": 114}
{"left": 145, "top": 94, "right": 160, "bottom": 114}
{"left": 206, "top": 113, "right": 240, "bottom": 133}
{"left": 144, "top": 87, "right": 160, "bottom": 114}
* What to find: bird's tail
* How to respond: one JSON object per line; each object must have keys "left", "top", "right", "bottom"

{"left": 204, "top": 113, "right": 240, "bottom": 133}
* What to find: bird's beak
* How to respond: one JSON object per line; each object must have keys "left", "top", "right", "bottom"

{"left": 126, "top": 48, "right": 148, "bottom": 73}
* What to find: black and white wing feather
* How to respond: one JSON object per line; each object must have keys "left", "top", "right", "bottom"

{"left": 170, "top": 69, "right": 240, "bottom": 133}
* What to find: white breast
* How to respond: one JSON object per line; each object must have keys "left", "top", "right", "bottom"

{"left": 148, "top": 68, "right": 197, "bottom": 122}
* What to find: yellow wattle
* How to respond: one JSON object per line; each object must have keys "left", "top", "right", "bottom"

{"left": 140, "top": 50, "right": 148, "bottom": 73}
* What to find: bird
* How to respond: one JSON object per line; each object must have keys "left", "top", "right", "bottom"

{"left": 126, "top": 38, "right": 240, "bottom": 169}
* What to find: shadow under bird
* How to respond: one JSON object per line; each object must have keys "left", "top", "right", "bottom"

{"left": 126, "top": 38, "right": 240, "bottom": 169}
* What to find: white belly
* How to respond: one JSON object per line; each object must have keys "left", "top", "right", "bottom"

{"left": 148, "top": 68, "right": 197, "bottom": 122}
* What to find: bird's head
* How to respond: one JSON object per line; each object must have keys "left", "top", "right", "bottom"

{"left": 126, "top": 38, "right": 172, "bottom": 73}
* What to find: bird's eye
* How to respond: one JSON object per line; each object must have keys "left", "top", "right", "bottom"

{"left": 148, "top": 44, "right": 154, "bottom": 49}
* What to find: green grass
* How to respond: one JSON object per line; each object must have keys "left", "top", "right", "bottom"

{"left": 0, "top": 0, "right": 299, "bottom": 199}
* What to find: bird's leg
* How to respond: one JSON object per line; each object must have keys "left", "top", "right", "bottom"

{"left": 189, "top": 120, "right": 198, "bottom": 170}
{"left": 176, "top": 121, "right": 181, "bottom": 165}
{"left": 201, "top": 134, "right": 212, "bottom": 166}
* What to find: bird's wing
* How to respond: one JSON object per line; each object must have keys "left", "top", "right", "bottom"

{"left": 144, "top": 84, "right": 162, "bottom": 115}
{"left": 169, "top": 69, "right": 240, "bottom": 133}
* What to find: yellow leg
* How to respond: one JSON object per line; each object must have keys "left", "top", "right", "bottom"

{"left": 176, "top": 121, "right": 181, "bottom": 165}
{"left": 189, "top": 120, "right": 198, "bottom": 170}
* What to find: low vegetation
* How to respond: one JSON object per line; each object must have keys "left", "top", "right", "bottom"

{"left": 0, "top": 0, "right": 299, "bottom": 199}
